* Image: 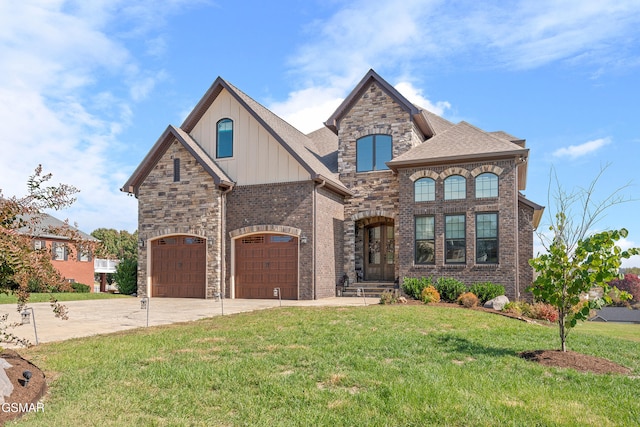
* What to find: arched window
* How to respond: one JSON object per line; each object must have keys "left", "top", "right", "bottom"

{"left": 476, "top": 173, "right": 498, "bottom": 198}
{"left": 444, "top": 175, "right": 466, "bottom": 200}
{"left": 415, "top": 178, "right": 435, "bottom": 202}
{"left": 216, "top": 118, "right": 233, "bottom": 158}
{"left": 356, "top": 134, "right": 392, "bottom": 172}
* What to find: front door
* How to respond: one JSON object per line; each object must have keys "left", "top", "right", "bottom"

{"left": 364, "top": 222, "right": 395, "bottom": 281}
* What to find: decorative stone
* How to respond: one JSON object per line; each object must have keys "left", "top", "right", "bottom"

{"left": 484, "top": 295, "right": 509, "bottom": 310}
{"left": 0, "top": 358, "right": 13, "bottom": 404}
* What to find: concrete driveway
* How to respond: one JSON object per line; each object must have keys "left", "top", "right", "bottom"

{"left": 2, "top": 296, "right": 370, "bottom": 346}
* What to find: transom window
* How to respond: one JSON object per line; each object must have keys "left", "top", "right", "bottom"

{"left": 356, "top": 134, "right": 392, "bottom": 172}
{"left": 444, "top": 175, "right": 466, "bottom": 200}
{"left": 476, "top": 213, "right": 498, "bottom": 263}
{"left": 415, "top": 178, "right": 435, "bottom": 202}
{"left": 445, "top": 215, "right": 466, "bottom": 263}
{"left": 476, "top": 173, "right": 498, "bottom": 198}
{"left": 216, "top": 118, "right": 233, "bottom": 158}
{"left": 415, "top": 216, "right": 435, "bottom": 264}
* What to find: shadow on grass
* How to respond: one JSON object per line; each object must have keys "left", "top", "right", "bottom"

{"left": 434, "top": 333, "right": 517, "bottom": 359}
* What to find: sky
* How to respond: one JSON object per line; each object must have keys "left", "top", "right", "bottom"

{"left": 1, "top": 0, "right": 640, "bottom": 265}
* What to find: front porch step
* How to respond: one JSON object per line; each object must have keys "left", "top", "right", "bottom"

{"left": 339, "top": 282, "right": 398, "bottom": 298}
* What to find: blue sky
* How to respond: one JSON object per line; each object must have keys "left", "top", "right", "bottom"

{"left": 1, "top": 0, "right": 639, "bottom": 265}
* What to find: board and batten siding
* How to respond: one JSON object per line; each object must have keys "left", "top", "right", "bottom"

{"left": 190, "top": 89, "right": 310, "bottom": 185}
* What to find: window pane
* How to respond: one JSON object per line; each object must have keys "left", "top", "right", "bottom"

{"left": 356, "top": 136, "right": 373, "bottom": 172}
{"left": 476, "top": 173, "right": 498, "bottom": 198}
{"left": 375, "top": 135, "right": 392, "bottom": 171}
{"left": 217, "top": 119, "right": 233, "bottom": 158}
{"left": 415, "top": 178, "right": 435, "bottom": 202}
{"left": 415, "top": 216, "right": 434, "bottom": 240}
{"left": 415, "top": 241, "right": 435, "bottom": 264}
{"left": 445, "top": 215, "right": 465, "bottom": 263}
{"left": 476, "top": 213, "right": 498, "bottom": 263}
{"left": 444, "top": 175, "right": 466, "bottom": 200}
{"left": 415, "top": 216, "right": 435, "bottom": 264}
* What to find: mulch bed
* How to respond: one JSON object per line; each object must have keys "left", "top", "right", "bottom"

{"left": 0, "top": 350, "right": 47, "bottom": 425}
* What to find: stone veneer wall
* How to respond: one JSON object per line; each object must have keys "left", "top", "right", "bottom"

{"left": 136, "top": 140, "right": 223, "bottom": 298}
{"left": 337, "top": 81, "right": 424, "bottom": 284}
{"left": 397, "top": 159, "right": 523, "bottom": 300}
{"left": 225, "top": 181, "right": 315, "bottom": 299}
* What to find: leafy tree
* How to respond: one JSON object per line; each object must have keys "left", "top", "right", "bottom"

{"left": 529, "top": 166, "right": 639, "bottom": 351}
{"left": 113, "top": 257, "right": 137, "bottom": 295}
{"left": 609, "top": 273, "right": 640, "bottom": 303}
{"left": 91, "top": 228, "right": 138, "bottom": 261}
{"left": 1, "top": 166, "right": 94, "bottom": 344}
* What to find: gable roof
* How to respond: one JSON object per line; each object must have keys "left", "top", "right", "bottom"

{"left": 179, "top": 77, "right": 351, "bottom": 197}
{"left": 121, "top": 125, "right": 234, "bottom": 196}
{"left": 18, "top": 213, "right": 98, "bottom": 241}
{"left": 590, "top": 307, "right": 640, "bottom": 323}
{"left": 325, "top": 69, "right": 438, "bottom": 138}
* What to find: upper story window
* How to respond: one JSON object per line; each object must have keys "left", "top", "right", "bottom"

{"left": 216, "top": 118, "right": 233, "bottom": 158}
{"left": 444, "top": 175, "right": 466, "bottom": 200}
{"left": 356, "top": 134, "right": 392, "bottom": 172}
{"left": 476, "top": 173, "right": 498, "bottom": 198}
{"left": 52, "top": 242, "right": 68, "bottom": 261}
{"left": 415, "top": 178, "right": 435, "bottom": 202}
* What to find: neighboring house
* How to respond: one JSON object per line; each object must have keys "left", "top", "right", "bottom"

{"left": 19, "top": 213, "right": 98, "bottom": 289}
{"left": 122, "top": 69, "right": 543, "bottom": 300}
{"left": 590, "top": 307, "right": 640, "bottom": 323}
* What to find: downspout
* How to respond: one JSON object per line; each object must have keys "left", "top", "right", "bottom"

{"left": 313, "top": 179, "right": 326, "bottom": 300}
{"left": 514, "top": 156, "right": 525, "bottom": 300}
{"left": 220, "top": 185, "right": 233, "bottom": 300}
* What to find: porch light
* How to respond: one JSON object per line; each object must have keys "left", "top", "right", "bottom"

{"left": 300, "top": 235, "right": 308, "bottom": 244}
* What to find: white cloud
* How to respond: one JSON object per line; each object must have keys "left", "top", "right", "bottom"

{"left": 552, "top": 137, "right": 612, "bottom": 159}
{"left": 0, "top": 1, "right": 193, "bottom": 232}
{"left": 394, "top": 82, "right": 451, "bottom": 116}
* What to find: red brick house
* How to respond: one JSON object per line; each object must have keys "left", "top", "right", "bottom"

{"left": 122, "top": 69, "right": 543, "bottom": 300}
{"left": 21, "top": 213, "right": 98, "bottom": 289}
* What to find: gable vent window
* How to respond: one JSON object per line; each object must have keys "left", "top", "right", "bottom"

{"left": 217, "top": 118, "right": 233, "bottom": 158}
{"left": 173, "top": 158, "right": 180, "bottom": 182}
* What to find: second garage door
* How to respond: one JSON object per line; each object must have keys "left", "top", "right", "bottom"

{"left": 235, "top": 234, "right": 298, "bottom": 299}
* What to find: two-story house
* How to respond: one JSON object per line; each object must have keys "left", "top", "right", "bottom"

{"left": 122, "top": 69, "right": 543, "bottom": 300}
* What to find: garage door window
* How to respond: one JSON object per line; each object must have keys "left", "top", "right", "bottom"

{"left": 270, "top": 235, "right": 294, "bottom": 243}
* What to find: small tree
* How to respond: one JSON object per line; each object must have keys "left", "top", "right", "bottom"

{"left": 529, "top": 166, "right": 639, "bottom": 351}
{"left": 0, "top": 165, "right": 92, "bottom": 344}
{"left": 113, "top": 257, "right": 137, "bottom": 295}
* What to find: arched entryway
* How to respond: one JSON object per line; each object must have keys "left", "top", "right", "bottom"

{"left": 150, "top": 235, "right": 206, "bottom": 298}
{"left": 359, "top": 218, "right": 395, "bottom": 282}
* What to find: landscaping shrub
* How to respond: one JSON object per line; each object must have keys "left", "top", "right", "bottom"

{"left": 435, "top": 277, "right": 466, "bottom": 302}
{"left": 469, "top": 282, "right": 505, "bottom": 304}
{"left": 114, "top": 257, "right": 137, "bottom": 295}
{"left": 502, "top": 301, "right": 532, "bottom": 317}
{"left": 530, "top": 302, "right": 559, "bottom": 323}
{"left": 402, "top": 276, "right": 433, "bottom": 300}
{"left": 71, "top": 282, "right": 90, "bottom": 293}
{"left": 457, "top": 292, "right": 479, "bottom": 308}
{"left": 609, "top": 273, "right": 640, "bottom": 303}
{"left": 421, "top": 286, "right": 440, "bottom": 304}
{"left": 379, "top": 290, "right": 398, "bottom": 305}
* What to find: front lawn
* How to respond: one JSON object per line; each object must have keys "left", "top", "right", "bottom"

{"left": 14, "top": 305, "right": 640, "bottom": 426}
{"left": 0, "top": 292, "right": 130, "bottom": 305}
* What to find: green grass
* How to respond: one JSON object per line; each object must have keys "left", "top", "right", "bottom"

{"left": 12, "top": 305, "right": 640, "bottom": 426}
{"left": 574, "top": 320, "right": 640, "bottom": 342}
{"left": 0, "top": 292, "right": 130, "bottom": 304}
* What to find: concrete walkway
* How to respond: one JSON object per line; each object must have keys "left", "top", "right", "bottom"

{"left": 2, "top": 296, "right": 371, "bottom": 346}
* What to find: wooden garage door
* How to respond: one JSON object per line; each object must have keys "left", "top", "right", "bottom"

{"left": 235, "top": 234, "right": 298, "bottom": 299}
{"left": 151, "top": 236, "right": 206, "bottom": 298}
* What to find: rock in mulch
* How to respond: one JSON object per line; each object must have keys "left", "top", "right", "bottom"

{"left": 484, "top": 295, "right": 509, "bottom": 310}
